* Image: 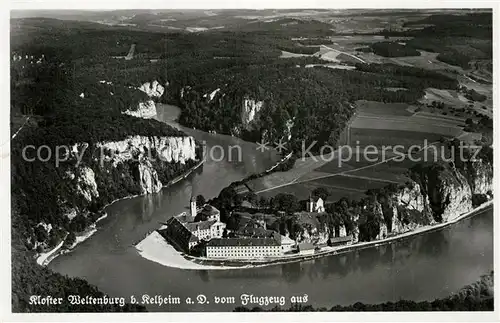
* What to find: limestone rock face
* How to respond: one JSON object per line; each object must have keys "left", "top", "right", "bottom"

{"left": 296, "top": 223, "right": 330, "bottom": 245}
{"left": 123, "top": 100, "right": 157, "bottom": 119}
{"left": 351, "top": 226, "right": 360, "bottom": 244}
{"left": 75, "top": 166, "right": 99, "bottom": 202}
{"left": 203, "top": 88, "right": 220, "bottom": 102}
{"left": 97, "top": 135, "right": 197, "bottom": 166}
{"left": 386, "top": 182, "right": 434, "bottom": 234}
{"left": 62, "top": 135, "right": 196, "bottom": 210}
{"left": 467, "top": 158, "right": 493, "bottom": 195}
{"left": 421, "top": 164, "right": 473, "bottom": 222}
{"left": 394, "top": 183, "right": 429, "bottom": 213}
{"left": 135, "top": 159, "right": 162, "bottom": 194}
{"left": 138, "top": 80, "right": 165, "bottom": 98}
{"left": 438, "top": 169, "right": 473, "bottom": 222}
{"left": 241, "top": 97, "right": 263, "bottom": 130}
{"left": 285, "top": 118, "right": 294, "bottom": 141}
{"left": 339, "top": 224, "right": 347, "bottom": 237}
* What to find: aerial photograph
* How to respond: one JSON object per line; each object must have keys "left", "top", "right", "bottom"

{"left": 9, "top": 7, "right": 494, "bottom": 314}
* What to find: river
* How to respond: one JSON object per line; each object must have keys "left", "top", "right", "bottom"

{"left": 48, "top": 104, "right": 493, "bottom": 312}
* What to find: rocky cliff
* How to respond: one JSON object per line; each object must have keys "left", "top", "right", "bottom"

{"left": 291, "top": 153, "right": 492, "bottom": 245}
{"left": 28, "top": 133, "right": 199, "bottom": 253}
{"left": 122, "top": 80, "right": 166, "bottom": 118}
{"left": 61, "top": 135, "right": 197, "bottom": 218}
{"left": 376, "top": 182, "right": 434, "bottom": 235}
{"left": 409, "top": 154, "right": 493, "bottom": 223}
{"left": 417, "top": 163, "right": 473, "bottom": 222}
{"left": 122, "top": 100, "right": 157, "bottom": 119}
{"left": 372, "top": 156, "right": 492, "bottom": 240}
{"left": 139, "top": 80, "right": 165, "bottom": 99}
{"left": 241, "top": 97, "right": 263, "bottom": 130}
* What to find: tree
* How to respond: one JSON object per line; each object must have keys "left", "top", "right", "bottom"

{"left": 270, "top": 193, "right": 299, "bottom": 214}
{"left": 34, "top": 225, "right": 48, "bottom": 243}
{"left": 244, "top": 192, "right": 258, "bottom": 206}
{"left": 258, "top": 196, "right": 269, "bottom": 208}
{"left": 196, "top": 194, "right": 206, "bottom": 206}
{"left": 312, "top": 187, "right": 329, "bottom": 200}
{"left": 63, "top": 232, "right": 76, "bottom": 249}
{"left": 226, "top": 213, "right": 242, "bottom": 231}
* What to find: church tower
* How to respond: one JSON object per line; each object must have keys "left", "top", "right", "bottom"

{"left": 190, "top": 195, "right": 197, "bottom": 218}
{"left": 307, "top": 194, "right": 314, "bottom": 212}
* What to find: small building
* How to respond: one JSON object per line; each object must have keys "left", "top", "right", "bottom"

{"left": 297, "top": 242, "right": 315, "bottom": 256}
{"left": 306, "top": 197, "right": 325, "bottom": 213}
{"left": 185, "top": 219, "right": 226, "bottom": 241}
{"left": 329, "top": 235, "right": 353, "bottom": 247}
{"left": 206, "top": 236, "right": 282, "bottom": 259}
{"left": 280, "top": 235, "right": 296, "bottom": 253}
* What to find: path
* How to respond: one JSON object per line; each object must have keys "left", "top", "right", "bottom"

{"left": 340, "top": 173, "right": 401, "bottom": 184}
{"left": 11, "top": 116, "right": 30, "bottom": 140}
{"left": 125, "top": 44, "right": 136, "bottom": 61}
{"left": 320, "top": 44, "right": 366, "bottom": 64}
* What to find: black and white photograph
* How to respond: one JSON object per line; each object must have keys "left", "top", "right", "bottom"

{"left": 3, "top": 1, "right": 498, "bottom": 320}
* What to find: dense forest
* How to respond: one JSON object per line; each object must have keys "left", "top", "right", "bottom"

{"left": 11, "top": 202, "right": 147, "bottom": 312}
{"left": 235, "top": 270, "right": 493, "bottom": 311}
{"left": 12, "top": 13, "right": 483, "bottom": 154}
{"left": 175, "top": 62, "right": 459, "bottom": 152}
{"left": 11, "top": 50, "right": 196, "bottom": 248}
{"left": 10, "top": 24, "right": 199, "bottom": 312}
{"left": 370, "top": 41, "right": 421, "bottom": 57}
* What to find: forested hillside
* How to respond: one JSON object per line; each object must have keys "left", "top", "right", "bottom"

{"left": 10, "top": 20, "right": 197, "bottom": 312}
{"left": 234, "top": 271, "right": 494, "bottom": 311}
{"left": 174, "top": 61, "right": 458, "bottom": 150}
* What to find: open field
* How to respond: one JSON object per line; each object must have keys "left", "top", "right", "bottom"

{"left": 350, "top": 100, "right": 467, "bottom": 149}
{"left": 340, "top": 169, "right": 410, "bottom": 184}
{"left": 257, "top": 181, "right": 367, "bottom": 202}
{"left": 305, "top": 63, "right": 356, "bottom": 70}
{"left": 253, "top": 135, "right": 453, "bottom": 202}
{"left": 352, "top": 112, "right": 465, "bottom": 131}
{"left": 388, "top": 50, "right": 463, "bottom": 71}
{"left": 312, "top": 175, "right": 389, "bottom": 191}
{"left": 355, "top": 100, "right": 414, "bottom": 116}
{"left": 251, "top": 92, "right": 481, "bottom": 202}
{"left": 245, "top": 151, "right": 335, "bottom": 192}
{"left": 279, "top": 50, "right": 312, "bottom": 58}
{"left": 350, "top": 126, "right": 458, "bottom": 148}
{"left": 419, "top": 87, "right": 492, "bottom": 119}
{"left": 352, "top": 100, "right": 468, "bottom": 138}
{"left": 250, "top": 97, "right": 475, "bottom": 198}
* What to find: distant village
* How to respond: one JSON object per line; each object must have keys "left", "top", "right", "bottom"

{"left": 160, "top": 192, "right": 353, "bottom": 260}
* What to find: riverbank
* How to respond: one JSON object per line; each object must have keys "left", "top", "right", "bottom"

{"left": 35, "top": 158, "right": 204, "bottom": 267}
{"left": 135, "top": 231, "right": 252, "bottom": 270}
{"left": 35, "top": 212, "right": 109, "bottom": 266}
{"left": 135, "top": 199, "right": 493, "bottom": 270}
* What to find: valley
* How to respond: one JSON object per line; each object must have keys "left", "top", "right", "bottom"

{"left": 9, "top": 8, "right": 493, "bottom": 313}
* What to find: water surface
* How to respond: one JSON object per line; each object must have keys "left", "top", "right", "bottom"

{"left": 49, "top": 104, "right": 493, "bottom": 311}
